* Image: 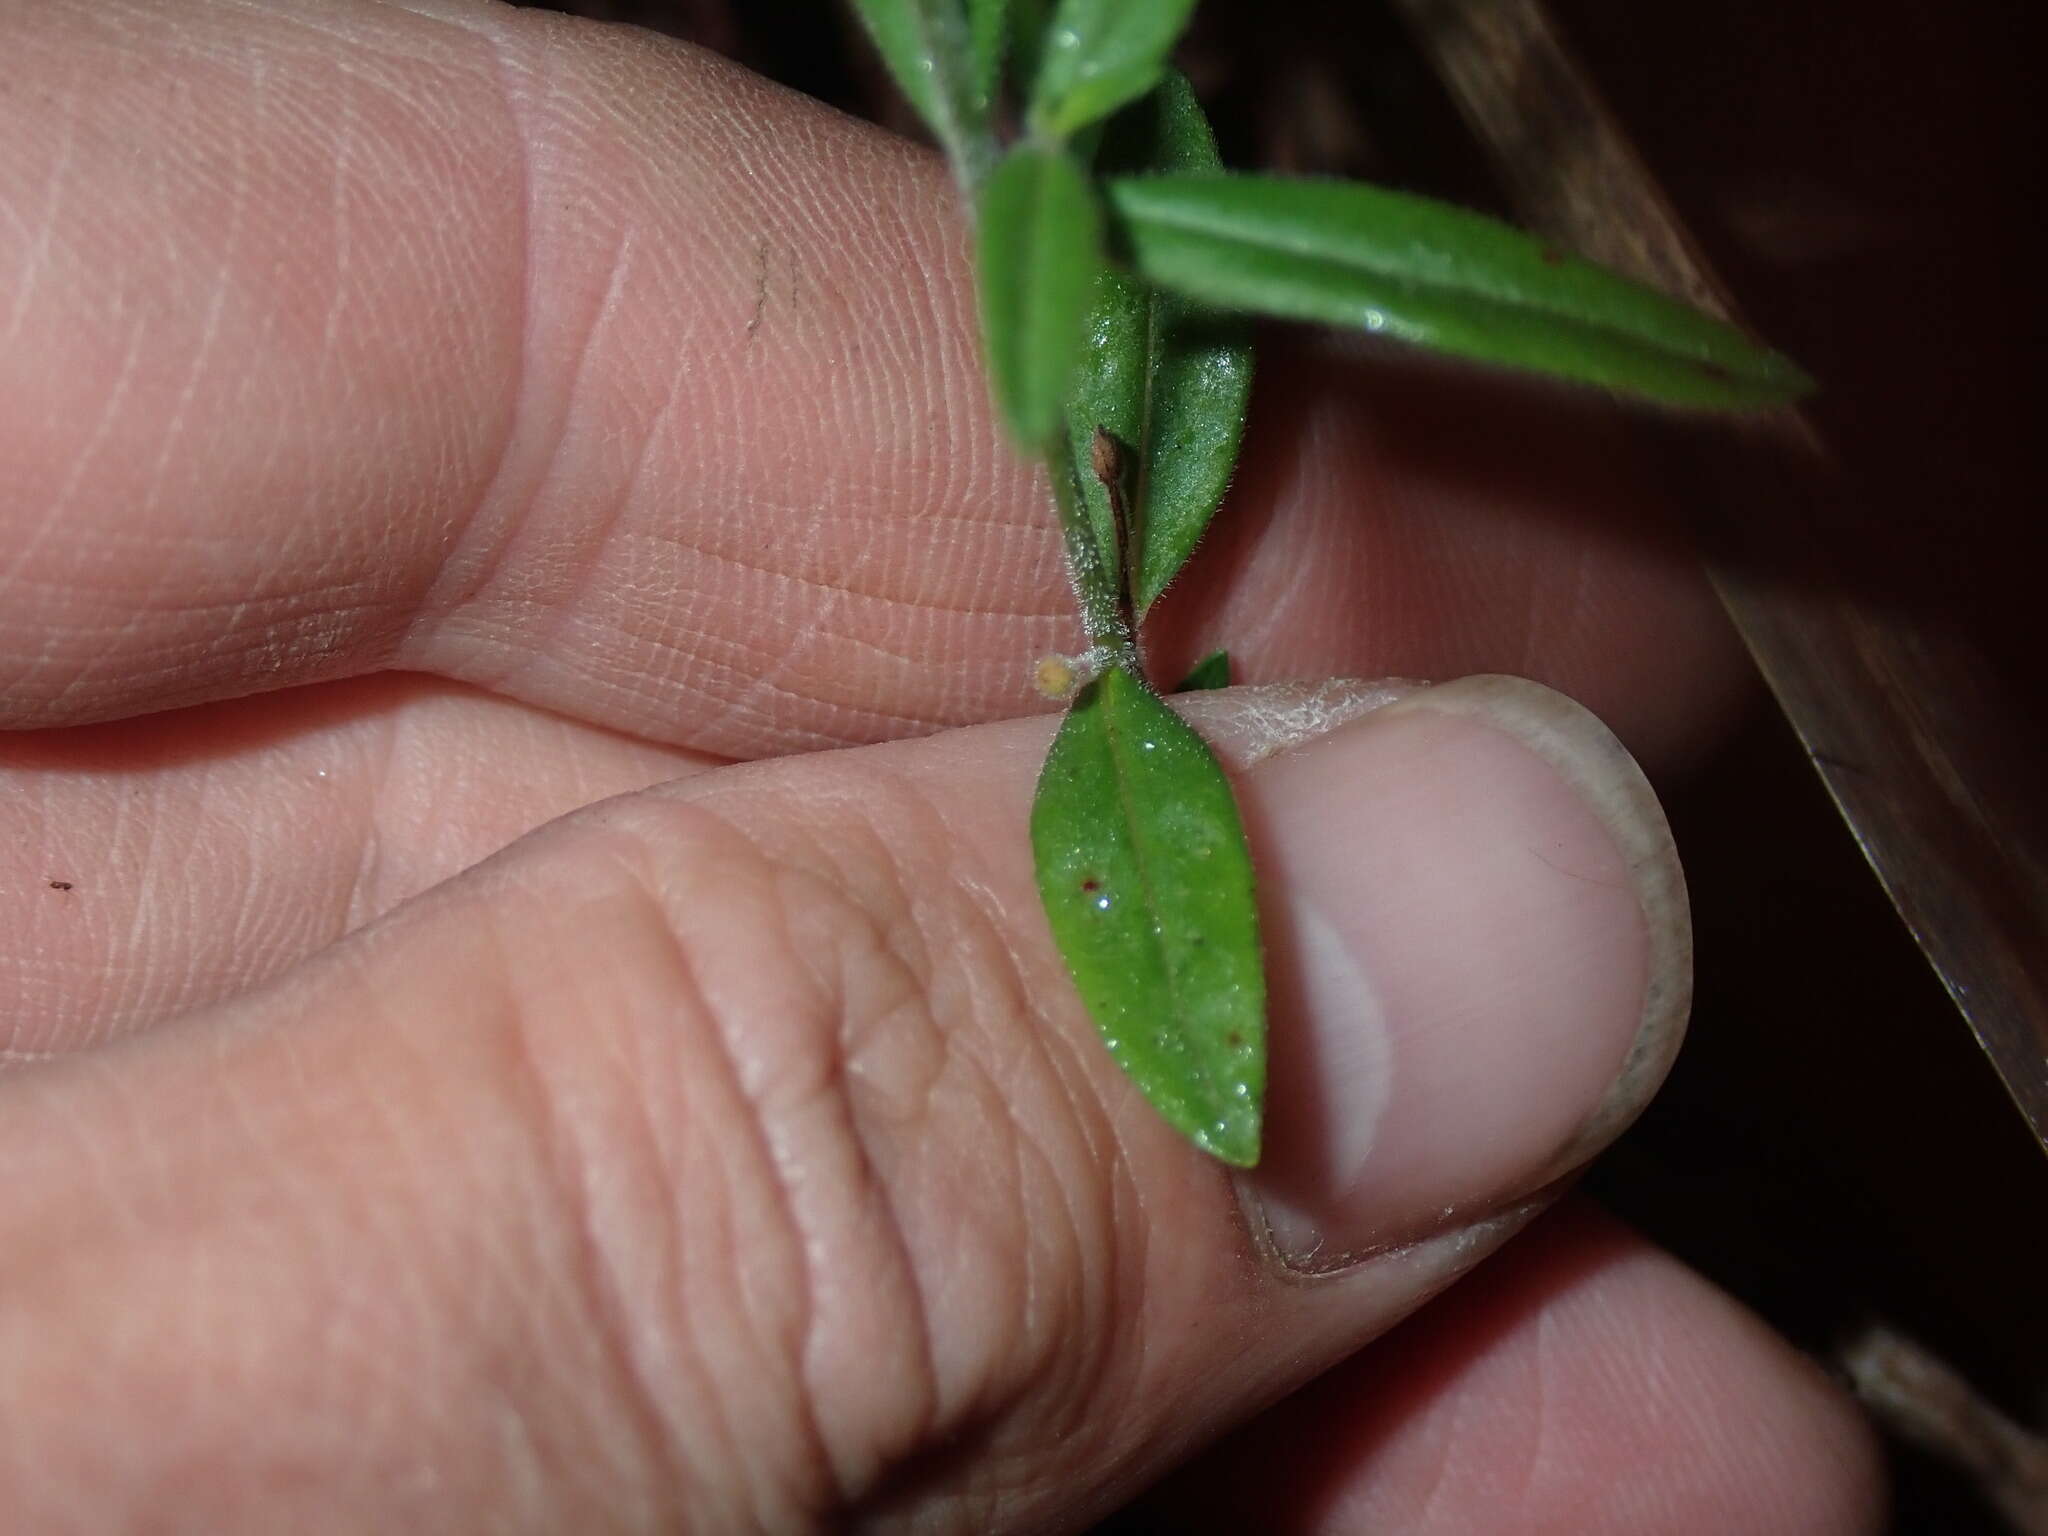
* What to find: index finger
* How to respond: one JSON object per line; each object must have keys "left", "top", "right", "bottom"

{"left": 0, "top": 0, "right": 1745, "bottom": 767}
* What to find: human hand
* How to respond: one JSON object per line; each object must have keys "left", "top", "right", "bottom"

{"left": 1, "top": 2, "right": 1880, "bottom": 1529}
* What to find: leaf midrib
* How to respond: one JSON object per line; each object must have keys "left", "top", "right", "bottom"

{"left": 1020, "top": 159, "right": 1064, "bottom": 412}
{"left": 1130, "top": 284, "right": 1163, "bottom": 610}
{"left": 1101, "top": 678, "right": 1222, "bottom": 1119}
{"left": 1115, "top": 183, "right": 1786, "bottom": 379}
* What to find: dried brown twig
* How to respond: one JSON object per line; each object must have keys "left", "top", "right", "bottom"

{"left": 1844, "top": 1323, "right": 2048, "bottom": 1536}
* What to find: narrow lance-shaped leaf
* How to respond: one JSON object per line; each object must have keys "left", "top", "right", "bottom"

{"left": 850, "top": 0, "right": 991, "bottom": 183}
{"left": 1064, "top": 73, "right": 1252, "bottom": 614}
{"left": 977, "top": 145, "right": 1104, "bottom": 450}
{"left": 966, "top": 0, "right": 1007, "bottom": 112}
{"left": 1109, "top": 173, "right": 1815, "bottom": 408}
{"left": 1174, "top": 649, "right": 1231, "bottom": 691}
{"left": 1032, "top": 666, "right": 1265, "bottom": 1165}
{"left": 1027, "top": 0, "right": 1200, "bottom": 141}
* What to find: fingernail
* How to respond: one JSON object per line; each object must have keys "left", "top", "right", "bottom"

{"left": 1236, "top": 675, "right": 1690, "bottom": 1273}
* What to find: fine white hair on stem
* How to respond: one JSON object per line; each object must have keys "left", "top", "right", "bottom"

{"left": 1171, "top": 678, "right": 1427, "bottom": 769}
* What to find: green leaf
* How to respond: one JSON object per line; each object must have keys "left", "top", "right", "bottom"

{"left": 850, "top": 0, "right": 991, "bottom": 182}
{"left": 1027, "top": 0, "right": 1201, "bottom": 141}
{"left": 1065, "top": 74, "right": 1252, "bottom": 614}
{"left": 1174, "top": 650, "right": 1231, "bottom": 691}
{"left": 1095, "top": 61, "right": 1217, "bottom": 177}
{"left": 1108, "top": 173, "right": 1816, "bottom": 408}
{"left": 967, "top": 0, "right": 1007, "bottom": 110}
{"left": 977, "top": 145, "right": 1104, "bottom": 449}
{"left": 1032, "top": 666, "right": 1265, "bottom": 1165}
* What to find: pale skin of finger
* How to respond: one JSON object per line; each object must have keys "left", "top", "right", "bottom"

{"left": 3, "top": 675, "right": 712, "bottom": 1059}
{"left": 0, "top": 0, "right": 1750, "bottom": 766}
{"left": 0, "top": 703, "right": 1875, "bottom": 1533}
{"left": 3, "top": 0, "right": 1749, "bottom": 1056}
{"left": 0, "top": 6, "right": 1873, "bottom": 1531}
{"left": 1141, "top": 1202, "right": 1886, "bottom": 1534}
{"left": 0, "top": 709, "right": 1517, "bottom": 1531}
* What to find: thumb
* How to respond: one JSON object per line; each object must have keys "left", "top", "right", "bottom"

{"left": 0, "top": 676, "right": 1685, "bottom": 1531}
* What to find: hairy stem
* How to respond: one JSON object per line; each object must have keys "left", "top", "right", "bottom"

{"left": 1048, "top": 446, "right": 1139, "bottom": 673}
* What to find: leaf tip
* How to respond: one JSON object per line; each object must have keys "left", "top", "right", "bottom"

{"left": 1762, "top": 349, "right": 1819, "bottom": 401}
{"left": 1172, "top": 650, "right": 1232, "bottom": 692}
{"left": 1695, "top": 341, "right": 1816, "bottom": 406}
{"left": 1192, "top": 1108, "right": 1262, "bottom": 1168}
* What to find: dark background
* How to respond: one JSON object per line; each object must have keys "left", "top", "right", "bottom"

{"left": 1534, "top": 3, "right": 2044, "bottom": 1529}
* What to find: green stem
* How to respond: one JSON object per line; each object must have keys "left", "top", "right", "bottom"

{"left": 954, "top": 134, "right": 999, "bottom": 197}
{"left": 1047, "top": 445, "right": 1139, "bottom": 673}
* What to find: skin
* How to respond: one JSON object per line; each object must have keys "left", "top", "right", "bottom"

{"left": 0, "top": 1, "right": 1883, "bottom": 1530}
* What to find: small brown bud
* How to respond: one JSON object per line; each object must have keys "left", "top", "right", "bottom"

{"left": 1090, "top": 426, "right": 1122, "bottom": 490}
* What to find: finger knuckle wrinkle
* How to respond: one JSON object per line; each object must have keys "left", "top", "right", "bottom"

{"left": 484, "top": 794, "right": 956, "bottom": 1519}
{"left": 552, "top": 776, "right": 1132, "bottom": 1516}
{"left": 470, "top": 810, "right": 830, "bottom": 1526}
